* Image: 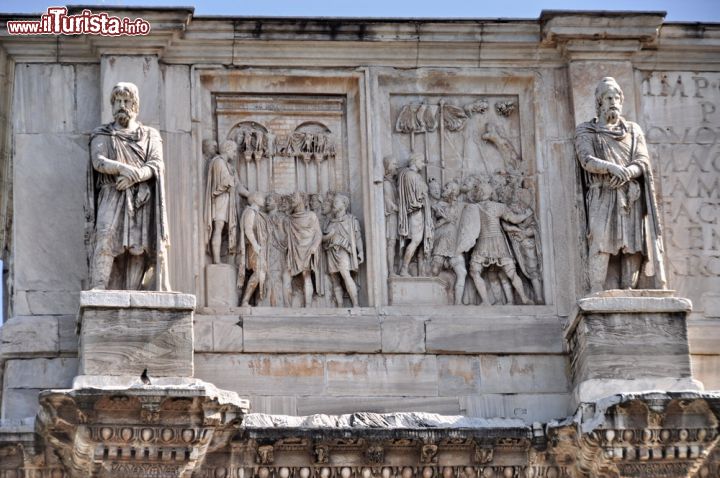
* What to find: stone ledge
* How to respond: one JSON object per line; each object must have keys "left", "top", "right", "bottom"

{"left": 80, "top": 290, "right": 196, "bottom": 310}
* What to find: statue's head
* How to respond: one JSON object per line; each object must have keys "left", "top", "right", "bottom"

{"left": 290, "top": 192, "right": 306, "bottom": 212}
{"left": 309, "top": 193, "right": 324, "bottom": 211}
{"left": 428, "top": 178, "right": 441, "bottom": 200}
{"left": 249, "top": 191, "right": 265, "bottom": 208}
{"left": 266, "top": 192, "right": 280, "bottom": 212}
{"left": 322, "top": 191, "right": 335, "bottom": 215}
{"left": 408, "top": 152, "right": 425, "bottom": 171}
{"left": 110, "top": 82, "right": 140, "bottom": 128}
{"left": 220, "top": 140, "right": 237, "bottom": 159}
{"left": 332, "top": 193, "right": 350, "bottom": 215}
{"left": 442, "top": 180, "right": 460, "bottom": 201}
{"left": 595, "top": 77, "right": 624, "bottom": 123}
{"left": 202, "top": 139, "right": 218, "bottom": 159}
{"left": 476, "top": 182, "right": 494, "bottom": 202}
{"left": 383, "top": 155, "right": 397, "bottom": 176}
{"left": 461, "top": 175, "right": 478, "bottom": 194}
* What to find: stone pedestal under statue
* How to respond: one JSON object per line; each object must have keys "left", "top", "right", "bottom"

{"left": 78, "top": 290, "right": 195, "bottom": 379}
{"left": 205, "top": 264, "right": 239, "bottom": 307}
{"left": 36, "top": 290, "right": 249, "bottom": 478}
{"left": 565, "top": 290, "right": 703, "bottom": 407}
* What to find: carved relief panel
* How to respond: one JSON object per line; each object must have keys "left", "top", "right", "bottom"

{"left": 197, "top": 71, "right": 368, "bottom": 308}
{"left": 384, "top": 89, "right": 543, "bottom": 306}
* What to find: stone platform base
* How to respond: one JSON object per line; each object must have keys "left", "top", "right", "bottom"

{"left": 566, "top": 290, "right": 702, "bottom": 406}
{"left": 78, "top": 290, "right": 196, "bottom": 378}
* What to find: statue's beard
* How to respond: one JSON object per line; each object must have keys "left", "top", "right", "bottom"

{"left": 114, "top": 110, "right": 134, "bottom": 128}
{"left": 603, "top": 107, "right": 620, "bottom": 123}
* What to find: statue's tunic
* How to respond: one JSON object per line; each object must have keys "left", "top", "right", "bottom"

{"left": 262, "top": 210, "right": 289, "bottom": 306}
{"left": 471, "top": 201, "right": 514, "bottom": 267}
{"left": 286, "top": 210, "right": 322, "bottom": 276}
{"left": 432, "top": 200, "right": 463, "bottom": 259}
{"left": 506, "top": 216, "right": 541, "bottom": 280}
{"left": 238, "top": 207, "right": 269, "bottom": 274}
{"left": 204, "top": 154, "right": 238, "bottom": 253}
{"left": 397, "top": 167, "right": 433, "bottom": 254}
{"left": 575, "top": 118, "right": 652, "bottom": 255}
{"left": 86, "top": 123, "right": 170, "bottom": 290}
{"left": 324, "top": 214, "right": 362, "bottom": 274}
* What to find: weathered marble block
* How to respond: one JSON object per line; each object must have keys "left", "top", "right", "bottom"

{"left": 388, "top": 276, "right": 451, "bottom": 305}
{"left": 78, "top": 290, "right": 196, "bottom": 378}
{"left": 566, "top": 290, "right": 702, "bottom": 406}
{"left": 206, "top": 263, "right": 238, "bottom": 307}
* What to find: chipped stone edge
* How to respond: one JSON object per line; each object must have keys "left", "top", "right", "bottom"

{"left": 243, "top": 411, "right": 528, "bottom": 430}
{"left": 57, "top": 375, "right": 249, "bottom": 410}
{"left": 546, "top": 390, "right": 720, "bottom": 436}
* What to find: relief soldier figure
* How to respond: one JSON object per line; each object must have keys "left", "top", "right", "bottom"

{"left": 204, "top": 140, "right": 249, "bottom": 264}
{"left": 85, "top": 82, "right": 170, "bottom": 291}
{"left": 310, "top": 193, "right": 330, "bottom": 304}
{"left": 575, "top": 77, "right": 666, "bottom": 292}
{"left": 238, "top": 192, "right": 269, "bottom": 306}
{"left": 505, "top": 188, "right": 543, "bottom": 303}
{"left": 430, "top": 181, "right": 467, "bottom": 305}
{"left": 286, "top": 192, "right": 323, "bottom": 306}
{"left": 322, "top": 193, "right": 364, "bottom": 307}
{"left": 383, "top": 156, "right": 399, "bottom": 277}
{"left": 264, "top": 193, "right": 292, "bottom": 306}
{"left": 397, "top": 152, "right": 434, "bottom": 277}
{"left": 456, "top": 182, "right": 532, "bottom": 305}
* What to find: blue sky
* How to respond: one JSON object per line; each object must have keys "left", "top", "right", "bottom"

{"left": 2, "top": 0, "right": 719, "bottom": 21}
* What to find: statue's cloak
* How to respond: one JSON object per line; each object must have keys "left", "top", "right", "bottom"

{"left": 85, "top": 123, "right": 170, "bottom": 291}
{"left": 286, "top": 210, "right": 322, "bottom": 277}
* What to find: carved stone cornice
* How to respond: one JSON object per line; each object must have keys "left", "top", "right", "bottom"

{"left": 540, "top": 10, "right": 665, "bottom": 60}
{"left": 547, "top": 393, "right": 720, "bottom": 478}
{"left": 35, "top": 380, "right": 249, "bottom": 478}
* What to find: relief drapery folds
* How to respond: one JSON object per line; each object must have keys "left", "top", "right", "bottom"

{"left": 388, "top": 95, "right": 543, "bottom": 306}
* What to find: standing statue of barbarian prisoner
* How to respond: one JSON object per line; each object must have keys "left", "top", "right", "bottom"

{"left": 85, "top": 82, "right": 170, "bottom": 291}
{"left": 575, "top": 77, "right": 666, "bottom": 292}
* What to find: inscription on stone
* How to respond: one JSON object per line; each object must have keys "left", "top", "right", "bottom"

{"left": 639, "top": 71, "right": 720, "bottom": 305}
